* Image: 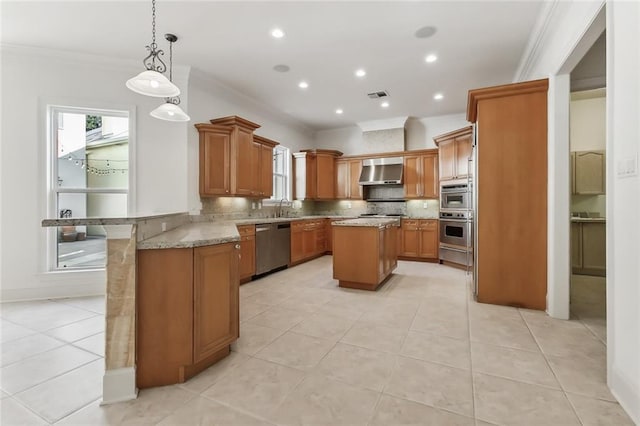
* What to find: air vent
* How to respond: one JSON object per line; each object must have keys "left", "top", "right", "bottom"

{"left": 367, "top": 90, "right": 389, "bottom": 99}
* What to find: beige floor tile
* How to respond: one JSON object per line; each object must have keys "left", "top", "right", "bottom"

{"left": 202, "top": 357, "right": 304, "bottom": 418}
{"left": 529, "top": 322, "right": 606, "bottom": 359}
{"left": 473, "top": 373, "right": 580, "bottom": 425}
{"left": 0, "top": 398, "right": 47, "bottom": 425}
{"left": 290, "top": 312, "right": 355, "bottom": 342}
{"left": 410, "top": 308, "right": 469, "bottom": 341}
{"left": 239, "top": 282, "right": 267, "bottom": 298}
{"left": 315, "top": 343, "right": 396, "bottom": 392}
{"left": 243, "top": 289, "right": 295, "bottom": 306}
{"left": 341, "top": 322, "right": 407, "bottom": 354}
{"left": 254, "top": 331, "right": 335, "bottom": 371}
{"left": 401, "top": 331, "right": 471, "bottom": 370}
{"left": 581, "top": 317, "right": 607, "bottom": 343}
{"left": 469, "top": 305, "right": 538, "bottom": 352}
{"left": 157, "top": 396, "right": 272, "bottom": 425}
{"left": 45, "top": 315, "right": 104, "bottom": 343}
{"left": 14, "top": 359, "right": 103, "bottom": 423}
{"left": 231, "top": 323, "right": 284, "bottom": 356}
{"left": 54, "top": 296, "right": 105, "bottom": 314}
{"left": 72, "top": 332, "right": 104, "bottom": 356}
{"left": 0, "top": 390, "right": 9, "bottom": 399}
{"left": 566, "top": 392, "right": 635, "bottom": 426}
{"left": 546, "top": 353, "right": 615, "bottom": 401}
{"left": 520, "top": 309, "right": 586, "bottom": 330}
{"left": 0, "top": 320, "right": 37, "bottom": 344}
{"left": 245, "top": 307, "right": 309, "bottom": 331}
{"left": 1, "top": 333, "right": 64, "bottom": 367}
{"left": 385, "top": 356, "right": 474, "bottom": 417}
{"left": 179, "top": 351, "right": 251, "bottom": 394}
{"left": 471, "top": 342, "right": 560, "bottom": 389}
{"left": 271, "top": 373, "right": 379, "bottom": 426}
{"left": 239, "top": 300, "right": 271, "bottom": 322}
{"left": 0, "top": 345, "right": 99, "bottom": 394}
{"left": 370, "top": 394, "right": 474, "bottom": 426}
{"left": 0, "top": 301, "right": 96, "bottom": 332}
{"left": 313, "top": 303, "right": 364, "bottom": 321}
{"left": 359, "top": 299, "right": 420, "bottom": 330}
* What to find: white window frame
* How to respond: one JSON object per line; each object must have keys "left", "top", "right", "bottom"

{"left": 265, "top": 145, "right": 291, "bottom": 204}
{"left": 46, "top": 104, "right": 136, "bottom": 271}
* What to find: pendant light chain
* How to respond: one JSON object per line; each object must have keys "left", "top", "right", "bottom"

{"left": 169, "top": 37, "right": 173, "bottom": 82}
{"left": 151, "top": 0, "right": 156, "bottom": 47}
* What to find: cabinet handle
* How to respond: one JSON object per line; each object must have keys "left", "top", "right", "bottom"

{"left": 235, "top": 244, "right": 241, "bottom": 249}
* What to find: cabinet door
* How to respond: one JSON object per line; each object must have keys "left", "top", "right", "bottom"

{"left": 581, "top": 222, "right": 606, "bottom": 272}
{"left": 239, "top": 235, "right": 255, "bottom": 280}
{"left": 404, "top": 156, "right": 421, "bottom": 198}
{"left": 291, "top": 229, "right": 304, "bottom": 263}
{"left": 439, "top": 140, "right": 456, "bottom": 181}
{"left": 574, "top": 151, "right": 605, "bottom": 194}
{"left": 199, "top": 130, "right": 231, "bottom": 196}
{"left": 386, "top": 226, "right": 398, "bottom": 271}
{"left": 418, "top": 220, "right": 438, "bottom": 259}
{"left": 234, "top": 129, "right": 256, "bottom": 196}
{"left": 303, "top": 226, "right": 316, "bottom": 259}
{"left": 348, "top": 160, "right": 363, "bottom": 199}
{"left": 193, "top": 243, "right": 239, "bottom": 364}
{"left": 401, "top": 221, "right": 419, "bottom": 257}
{"left": 421, "top": 154, "right": 439, "bottom": 198}
{"left": 571, "top": 222, "right": 582, "bottom": 269}
{"left": 316, "top": 155, "right": 335, "bottom": 199}
{"left": 260, "top": 144, "right": 273, "bottom": 198}
{"left": 455, "top": 136, "right": 472, "bottom": 178}
{"left": 335, "top": 160, "right": 349, "bottom": 199}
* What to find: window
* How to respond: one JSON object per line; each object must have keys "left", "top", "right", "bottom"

{"left": 271, "top": 145, "right": 291, "bottom": 201}
{"left": 50, "top": 106, "right": 130, "bottom": 269}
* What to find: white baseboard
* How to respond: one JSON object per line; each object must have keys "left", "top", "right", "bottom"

{"left": 610, "top": 367, "right": 640, "bottom": 424}
{"left": 102, "top": 367, "right": 138, "bottom": 405}
{"left": 1, "top": 270, "right": 105, "bottom": 301}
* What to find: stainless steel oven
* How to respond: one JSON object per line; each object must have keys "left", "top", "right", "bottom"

{"left": 440, "top": 183, "right": 471, "bottom": 211}
{"left": 439, "top": 218, "right": 472, "bottom": 247}
{"left": 439, "top": 211, "right": 473, "bottom": 268}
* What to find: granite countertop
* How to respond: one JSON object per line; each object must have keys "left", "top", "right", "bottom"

{"left": 42, "top": 212, "right": 187, "bottom": 227}
{"left": 137, "top": 222, "right": 240, "bottom": 250}
{"left": 233, "top": 215, "right": 358, "bottom": 225}
{"left": 332, "top": 218, "right": 401, "bottom": 228}
{"left": 571, "top": 217, "right": 606, "bottom": 223}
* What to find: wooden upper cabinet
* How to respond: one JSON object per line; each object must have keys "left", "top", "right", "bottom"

{"left": 403, "top": 151, "right": 439, "bottom": 199}
{"left": 293, "top": 150, "right": 342, "bottom": 200}
{"left": 196, "top": 116, "right": 278, "bottom": 199}
{"left": 335, "top": 158, "right": 363, "bottom": 200}
{"left": 573, "top": 150, "right": 605, "bottom": 194}
{"left": 434, "top": 126, "right": 473, "bottom": 181}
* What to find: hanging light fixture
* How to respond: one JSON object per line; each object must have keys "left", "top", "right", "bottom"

{"left": 126, "top": 0, "right": 180, "bottom": 97}
{"left": 150, "top": 34, "right": 190, "bottom": 122}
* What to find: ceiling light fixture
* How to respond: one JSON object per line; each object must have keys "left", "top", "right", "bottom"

{"left": 425, "top": 54, "right": 438, "bottom": 63}
{"left": 150, "top": 34, "right": 190, "bottom": 122}
{"left": 355, "top": 69, "right": 366, "bottom": 78}
{"left": 298, "top": 81, "right": 309, "bottom": 89}
{"left": 271, "top": 28, "right": 285, "bottom": 39}
{"left": 335, "top": 108, "right": 344, "bottom": 114}
{"left": 126, "top": 0, "right": 180, "bottom": 98}
{"left": 381, "top": 101, "right": 390, "bottom": 108}
{"left": 433, "top": 93, "right": 444, "bottom": 100}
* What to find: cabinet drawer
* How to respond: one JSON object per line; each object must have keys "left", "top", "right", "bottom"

{"left": 402, "top": 219, "right": 419, "bottom": 228}
{"left": 237, "top": 225, "right": 255, "bottom": 236}
{"left": 292, "top": 221, "right": 306, "bottom": 231}
{"left": 418, "top": 220, "right": 438, "bottom": 230}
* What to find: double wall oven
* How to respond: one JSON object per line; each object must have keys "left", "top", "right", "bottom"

{"left": 439, "top": 182, "right": 473, "bottom": 270}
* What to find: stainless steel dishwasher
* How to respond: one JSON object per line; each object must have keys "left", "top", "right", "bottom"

{"left": 255, "top": 222, "right": 291, "bottom": 275}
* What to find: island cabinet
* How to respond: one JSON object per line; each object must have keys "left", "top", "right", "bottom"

{"left": 136, "top": 242, "right": 239, "bottom": 388}
{"left": 237, "top": 225, "right": 256, "bottom": 283}
{"left": 293, "top": 150, "right": 343, "bottom": 200}
{"left": 399, "top": 219, "right": 439, "bottom": 261}
{"left": 403, "top": 150, "right": 439, "bottom": 199}
{"left": 196, "top": 116, "right": 278, "bottom": 198}
{"left": 290, "top": 219, "right": 326, "bottom": 265}
{"left": 333, "top": 220, "right": 398, "bottom": 291}
{"left": 335, "top": 159, "right": 363, "bottom": 200}
{"left": 434, "top": 126, "right": 473, "bottom": 182}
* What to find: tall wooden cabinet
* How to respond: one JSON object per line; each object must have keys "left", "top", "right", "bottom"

{"left": 403, "top": 151, "right": 439, "bottom": 199}
{"left": 137, "top": 242, "right": 240, "bottom": 388}
{"left": 434, "top": 126, "right": 473, "bottom": 181}
{"left": 335, "top": 159, "right": 363, "bottom": 200}
{"left": 293, "top": 149, "right": 343, "bottom": 200}
{"left": 196, "top": 116, "right": 278, "bottom": 198}
{"left": 468, "top": 78, "right": 548, "bottom": 310}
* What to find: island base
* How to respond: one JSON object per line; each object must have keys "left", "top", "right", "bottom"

{"left": 338, "top": 275, "right": 393, "bottom": 291}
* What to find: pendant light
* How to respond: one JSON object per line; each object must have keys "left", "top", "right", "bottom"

{"left": 126, "top": 0, "right": 180, "bottom": 97}
{"left": 150, "top": 34, "right": 190, "bottom": 122}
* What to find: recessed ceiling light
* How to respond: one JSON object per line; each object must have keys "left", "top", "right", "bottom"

{"left": 271, "top": 28, "right": 285, "bottom": 39}
{"left": 425, "top": 54, "right": 438, "bottom": 63}
{"left": 381, "top": 101, "right": 390, "bottom": 108}
{"left": 273, "top": 64, "right": 290, "bottom": 73}
{"left": 414, "top": 26, "right": 437, "bottom": 39}
{"left": 355, "top": 69, "right": 366, "bottom": 78}
{"left": 335, "top": 108, "right": 344, "bottom": 115}
{"left": 298, "top": 81, "right": 309, "bottom": 89}
{"left": 433, "top": 93, "right": 444, "bottom": 100}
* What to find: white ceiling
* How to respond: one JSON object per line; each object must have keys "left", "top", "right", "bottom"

{"left": 2, "top": 1, "right": 544, "bottom": 130}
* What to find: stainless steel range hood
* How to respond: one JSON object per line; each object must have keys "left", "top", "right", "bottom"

{"left": 358, "top": 157, "right": 404, "bottom": 185}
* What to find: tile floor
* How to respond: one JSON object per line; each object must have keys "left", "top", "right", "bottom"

{"left": 1, "top": 257, "right": 633, "bottom": 425}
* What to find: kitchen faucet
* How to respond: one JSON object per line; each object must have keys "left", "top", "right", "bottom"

{"left": 277, "top": 198, "right": 288, "bottom": 218}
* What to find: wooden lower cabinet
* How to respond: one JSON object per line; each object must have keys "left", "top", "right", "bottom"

{"left": 399, "top": 219, "right": 439, "bottom": 261}
{"left": 572, "top": 221, "right": 606, "bottom": 276}
{"left": 237, "top": 225, "right": 255, "bottom": 283}
{"left": 136, "top": 242, "right": 239, "bottom": 388}
{"left": 291, "top": 219, "right": 326, "bottom": 265}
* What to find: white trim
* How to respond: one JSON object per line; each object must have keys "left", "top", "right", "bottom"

{"left": 514, "top": 1, "right": 559, "bottom": 82}
{"left": 0, "top": 269, "right": 105, "bottom": 301}
{"left": 356, "top": 117, "right": 408, "bottom": 132}
{"left": 609, "top": 368, "right": 640, "bottom": 424}
{"left": 102, "top": 367, "right": 138, "bottom": 405}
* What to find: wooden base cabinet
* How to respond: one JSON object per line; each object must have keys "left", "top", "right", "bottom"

{"left": 571, "top": 221, "right": 606, "bottom": 276}
{"left": 399, "top": 219, "right": 439, "bottom": 261}
{"left": 136, "top": 243, "right": 239, "bottom": 388}
{"left": 237, "top": 225, "right": 256, "bottom": 283}
{"left": 291, "top": 219, "right": 326, "bottom": 265}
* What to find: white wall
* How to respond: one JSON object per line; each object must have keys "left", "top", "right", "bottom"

{"left": 517, "top": 0, "right": 639, "bottom": 421}
{"left": 570, "top": 95, "right": 606, "bottom": 151}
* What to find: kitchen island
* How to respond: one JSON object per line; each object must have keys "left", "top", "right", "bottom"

{"left": 332, "top": 218, "right": 400, "bottom": 290}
